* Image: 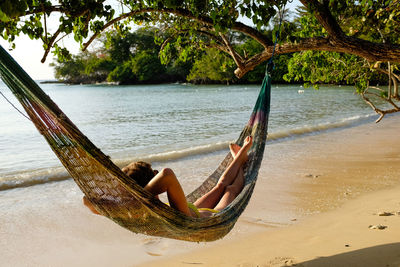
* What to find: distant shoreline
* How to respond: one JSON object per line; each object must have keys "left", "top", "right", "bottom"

{"left": 37, "top": 79, "right": 295, "bottom": 86}
{"left": 37, "top": 79, "right": 386, "bottom": 87}
{"left": 39, "top": 80, "right": 65, "bottom": 84}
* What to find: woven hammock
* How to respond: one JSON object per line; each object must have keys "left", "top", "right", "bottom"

{"left": 0, "top": 45, "right": 271, "bottom": 242}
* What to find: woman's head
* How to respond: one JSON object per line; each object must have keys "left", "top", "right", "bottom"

{"left": 122, "top": 161, "right": 157, "bottom": 187}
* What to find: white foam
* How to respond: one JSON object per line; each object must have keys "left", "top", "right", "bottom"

{"left": 0, "top": 167, "right": 69, "bottom": 191}
{"left": 268, "top": 114, "right": 376, "bottom": 141}
{"left": 0, "top": 114, "right": 377, "bottom": 191}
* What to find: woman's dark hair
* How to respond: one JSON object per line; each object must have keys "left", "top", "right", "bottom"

{"left": 121, "top": 161, "right": 156, "bottom": 187}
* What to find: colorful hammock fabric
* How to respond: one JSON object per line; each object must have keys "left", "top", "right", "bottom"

{"left": 0, "top": 45, "right": 271, "bottom": 242}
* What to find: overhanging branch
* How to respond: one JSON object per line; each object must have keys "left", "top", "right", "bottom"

{"left": 41, "top": 28, "right": 61, "bottom": 63}
{"left": 234, "top": 35, "right": 400, "bottom": 78}
{"left": 219, "top": 33, "right": 244, "bottom": 69}
{"left": 82, "top": 7, "right": 272, "bottom": 51}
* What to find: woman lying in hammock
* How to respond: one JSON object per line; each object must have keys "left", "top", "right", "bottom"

{"left": 83, "top": 136, "right": 252, "bottom": 218}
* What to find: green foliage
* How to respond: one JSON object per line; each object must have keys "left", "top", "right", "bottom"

{"left": 187, "top": 48, "right": 236, "bottom": 84}
{"left": 0, "top": 0, "right": 27, "bottom": 22}
{"left": 107, "top": 51, "right": 166, "bottom": 84}
{"left": 106, "top": 28, "right": 158, "bottom": 64}
{"left": 294, "top": 11, "right": 326, "bottom": 38}
{"left": 283, "top": 50, "right": 389, "bottom": 92}
{"left": 107, "top": 61, "right": 136, "bottom": 84}
{"left": 54, "top": 27, "right": 195, "bottom": 84}
{"left": 132, "top": 51, "right": 165, "bottom": 81}
{"left": 52, "top": 55, "right": 85, "bottom": 81}
{"left": 1, "top": 0, "right": 399, "bottom": 64}
{"left": 283, "top": 2, "right": 399, "bottom": 92}
{"left": 5, "top": 0, "right": 398, "bottom": 92}
{"left": 285, "top": 51, "right": 358, "bottom": 84}
{"left": 237, "top": 1, "right": 277, "bottom": 30}
{"left": 54, "top": 25, "right": 290, "bottom": 85}
{"left": 85, "top": 56, "right": 115, "bottom": 76}
{"left": 0, "top": 0, "right": 115, "bottom": 60}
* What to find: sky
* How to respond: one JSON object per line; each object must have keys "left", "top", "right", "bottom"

{"left": 0, "top": 0, "right": 301, "bottom": 80}
{"left": 0, "top": 19, "right": 80, "bottom": 80}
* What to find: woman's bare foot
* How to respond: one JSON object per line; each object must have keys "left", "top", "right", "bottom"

{"left": 239, "top": 136, "right": 253, "bottom": 161}
{"left": 83, "top": 196, "right": 101, "bottom": 215}
{"left": 243, "top": 135, "right": 253, "bottom": 150}
{"left": 229, "top": 143, "right": 241, "bottom": 157}
{"left": 230, "top": 136, "right": 253, "bottom": 162}
{"left": 230, "top": 136, "right": 253, "bottom": 158}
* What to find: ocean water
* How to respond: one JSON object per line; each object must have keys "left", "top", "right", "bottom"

{"left": 0, "top": 81, "right": 377, "bottom": 191}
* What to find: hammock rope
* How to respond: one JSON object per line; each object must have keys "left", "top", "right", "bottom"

{"left": 266, "top": 1, "right": 289, "bottom": 73}
{"left": 0, "top": 87, "right": 31, "bottom": 121}
{"left": 0, "top": 49, "right": 271, "bottom": 242}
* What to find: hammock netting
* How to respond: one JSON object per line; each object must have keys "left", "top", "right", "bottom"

{"left": 0, "top": 45, "right": 271, "bottom": 242}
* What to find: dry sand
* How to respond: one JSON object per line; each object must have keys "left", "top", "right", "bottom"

{"left": 146, "top": 185, "right": 400, "bottom": 267}
{"left": 144, "top": 114, "right": 400, "bottom": 267}
{"left": 2, "top": 114, "right": 400, "bottom": 267}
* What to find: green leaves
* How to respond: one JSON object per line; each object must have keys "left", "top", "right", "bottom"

{"left": 0, "top": 0, "right": 27, "bottom": 22}
{"left": 295, "top": 12, "right": 326, "bottom": 38}
{"left": 187, "top": 48, "right": 235, "bottom": 83}
{"left": 238, "top": 1, "right": 276, "bottom": 30}
{"left": 52, "top": 44, "right": 72, "bottom": 62}
{"left": 0, "top": 0, "right": 398, "bottom": 93}
{"left": 283, "top": 49, "right": 391, "bottom": 94}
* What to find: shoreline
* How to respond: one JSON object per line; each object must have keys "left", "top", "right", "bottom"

{"left": 2, "top": 114, "right": 400, "bottom": 266}
{"left": 0, "top": 112, "right": 376, "bottom": 192}
{"left": 143, "top": 114, "right": 400, "bottom": 267}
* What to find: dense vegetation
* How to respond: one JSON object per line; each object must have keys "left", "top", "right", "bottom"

{"left": 51, "top": 27, "right": 291, "bottom": 85}
{"left": 1, "top": 0, "right": 399, "bottom": 120}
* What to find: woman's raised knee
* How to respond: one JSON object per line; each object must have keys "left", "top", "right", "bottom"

{"left": 225, "top": 184, "right": 243, "bottom": 196}
{"left": 215, "top": 181, "right": 228, "bottom": 191}
{"left": 159, "top": 168, "right": 175, "bottom": 178}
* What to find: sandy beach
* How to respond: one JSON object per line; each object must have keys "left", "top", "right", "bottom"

{"left": 145, "top": 114, "right": 400, "bottom": 267}
{"left": 146, "top": 186, "right": 400, "bottom": 267}
{"left": 2, "top": 114, "right": 400, "bottom": 267}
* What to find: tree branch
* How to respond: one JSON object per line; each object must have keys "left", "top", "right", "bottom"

{"left": 300, "top": 0, "right": 345, "bottom": 39}
{"left": 41, "top": 28, "right": 61, "bottom": 63}
{"left": 362, "top": 77, "right": 400, "bottom": 123}
{"left": 374, "top": 65, "right": 400, "bottom": 99}
{"left": 82, "top": 7, "right": 273, "bottom": 51}
{"left": 234, "top": 33, "right": 400, "bottom": 78}
{"left": 23, "top": 5, "right": 91, "bottom": 18}
{"left": 219, "top": 33, "right": 244, "bottom": 69}
{"left": 235, "top": 37, "right": 333, "bottom": 78}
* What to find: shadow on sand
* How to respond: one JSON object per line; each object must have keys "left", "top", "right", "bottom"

{"left": 292, "top": 243, "right": 400, "bottom": 267}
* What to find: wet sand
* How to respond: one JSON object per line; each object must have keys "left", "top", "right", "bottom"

{"left": 2, "top": 114, "right": 400, "bottom": 266}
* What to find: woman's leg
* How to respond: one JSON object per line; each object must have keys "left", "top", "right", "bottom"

{"left": 82, "top": 168, "right": 191, "bottom": 216}
{"left": 194, "top": 136, "right": 252, "bottom": 209}
{"left": 144, "top": 168, "right": 191, "bottom": 216}
{"left": 213, "top": 166, "right": 244, "bottom": 210}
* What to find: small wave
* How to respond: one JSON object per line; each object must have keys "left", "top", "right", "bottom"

{"left": 0, "top": 113, "right": 376, "bottom": 191}
{"left": 0, "top": 142, "right": 233, "bottom": 192}
{"left": 0, "top": 167, "right": 70, "bottom": 191}
{"left": 114, "top": 141, "right": 232, "bottom": 167}
{"left": 268, "top": 114, "right": 376, "bottom": 141}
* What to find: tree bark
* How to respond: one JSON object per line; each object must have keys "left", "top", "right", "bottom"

{"left": 234, "top": 35, "right": 400, "bottom": 78}
{"left": 233, "top": 0, "right": 400, "bottom": 78}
